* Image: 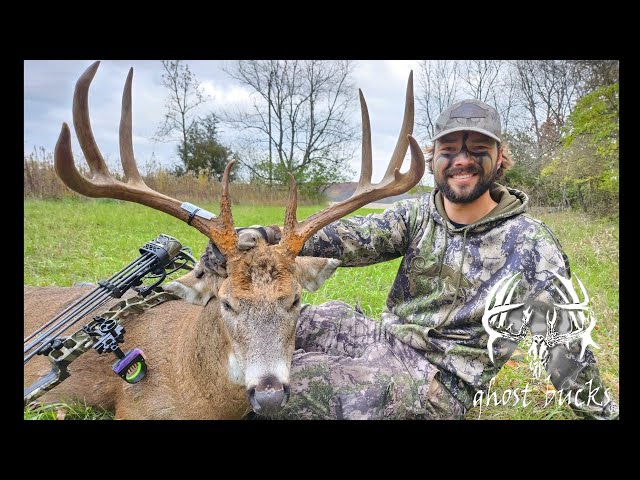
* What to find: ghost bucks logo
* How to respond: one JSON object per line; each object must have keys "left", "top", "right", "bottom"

{"left": 482, "top": 272, "right": 599, "bottom": 380}
{"left": 473, "top": 271, "right": 610, "bottom": 418}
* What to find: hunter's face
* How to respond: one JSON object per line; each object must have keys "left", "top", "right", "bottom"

{"left": 433, "top": 131, "right": 502, "bottom": 204}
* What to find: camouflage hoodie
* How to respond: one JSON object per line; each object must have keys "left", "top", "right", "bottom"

{"left": 301, "top": 184, "right": 616, "bottom": 418}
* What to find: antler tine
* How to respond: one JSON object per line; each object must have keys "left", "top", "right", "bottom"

{"left": 119, "top": 67, "right": 145, "bottom": 186}
{"left": 354, "top": 89, "right": 373, "bottom": 195}
{"left": 497, "top": 273, "right": 522, "bottom": 328}
{"left": 483, "top": 274, "right": 524, "bottom": 325}
{"left": 207, "top": 161, "right": 239, "bottom": 256}
{"left": 54, "top": 61, "right": 238, "bottom": 257}
{"left": 552, "top": 272, "right": 589, "bottom": 311}
{"left": 279, "top": 71, "right": 424, "bottom": 256}
{"left": 283, "top": 173, "right": 298, "bottom": 229}
{"left": 482, "top": 273, "right": 525, "bottom": 363}
{"left": 54, "top": 122, "right": 99, "bottom": 195}
{"left": 72, "top": 61, "right": 110, "bottom": 179}
{"left": 549, "top": 272, "right": 595, "bottom": 344}
{"left": 381, "top": 70, "right": 414, "bottom": 185}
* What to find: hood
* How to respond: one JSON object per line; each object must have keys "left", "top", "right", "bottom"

{"left": 430, "top": 183, "right": 528, "bottom": 234}
{"left": 426, "top": 183, "right": 529, "bottom": 330}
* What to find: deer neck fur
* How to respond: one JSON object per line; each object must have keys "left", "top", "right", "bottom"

{"left": 173, "top": 299, "right": 250, "bottom": 419}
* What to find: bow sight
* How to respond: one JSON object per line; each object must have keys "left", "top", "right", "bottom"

{"left": 23, "top": 234, "right": 196, "bottom": 406}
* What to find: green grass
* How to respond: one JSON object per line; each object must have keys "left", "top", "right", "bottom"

{"left": 24, "top": 200, "right": 618, "bottom": 420}
{"left": 25, "top": 401, "right": 113, "bottom": 420}
{"left": 24, "top": 199, "right": 329, "bottom": 287}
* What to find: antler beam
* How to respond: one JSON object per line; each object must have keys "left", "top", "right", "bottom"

{"left": 549, "top": 272, "right": 599, "bottom": 360}
{"left": 54, "top": 61, "right": 238, "bottom": 256}
{"left": 278, "top": 71, "right": 425, "bottom": 256}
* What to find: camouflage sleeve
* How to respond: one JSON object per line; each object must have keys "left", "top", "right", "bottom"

{"left": 299, "top": 198, "right": 423, "bottom": 267}
{"left": 523, "top": 220, "right": 618, "bottom": 420}
{"left": 520, "top": 217, "right": 571, "bottom": 301}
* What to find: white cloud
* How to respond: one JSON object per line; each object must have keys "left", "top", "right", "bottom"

{"left": 200, "top": 81, "right": 254, "bottom": 107}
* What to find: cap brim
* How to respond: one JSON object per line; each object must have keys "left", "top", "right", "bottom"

{"left": 431, "top": 127, "right": 501, "bottom": 143}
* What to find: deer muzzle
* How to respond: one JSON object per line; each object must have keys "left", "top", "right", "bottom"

{"left": 247, "top": 375, "right": 291, "bottom": 414}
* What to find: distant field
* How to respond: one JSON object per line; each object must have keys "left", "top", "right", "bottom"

{"left": 24, "top": 199, "right": 619, "bottom": 420}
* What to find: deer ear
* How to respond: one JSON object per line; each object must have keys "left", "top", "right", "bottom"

{"left": 294, "top": 257, "right": 341, "bottom": 292}
{"left": 164, "top": 262, "right": 222, "bottom": 306}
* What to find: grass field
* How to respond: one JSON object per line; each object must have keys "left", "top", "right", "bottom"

{"left": 24, "top": 199, "right": 619, "bottom": 420}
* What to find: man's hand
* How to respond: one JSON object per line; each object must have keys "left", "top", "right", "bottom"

{"left": 236, "top": 226, "right": 282, "bottom": 250}
{"left": 200, "top": 225, "right": 282, "bottom": 276}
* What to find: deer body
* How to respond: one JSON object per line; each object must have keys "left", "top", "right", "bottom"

{"left": 23, "top": 61, "right": 424, "bottom": 419}
{"left": 24, "top": 285, "right": 249, "bottom": 419}
{"left": 24, "top": 245, "right": 342, "bottom": 419}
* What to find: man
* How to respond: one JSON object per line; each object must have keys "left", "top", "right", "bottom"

{"left": 203, "top": 99, "right": 618, "bottom": 420}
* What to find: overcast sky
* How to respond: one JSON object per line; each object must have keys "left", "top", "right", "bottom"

{"left": 24, "top": 60, "right": 434, "bottom": 185}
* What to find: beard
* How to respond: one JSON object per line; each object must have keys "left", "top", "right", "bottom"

{"left": 436, "top": 162, "right": 499, "bottom": 204}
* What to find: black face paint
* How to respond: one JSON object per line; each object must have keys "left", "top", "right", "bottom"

{"left": 434, "top": 133, "right": 499, "bottom": 204}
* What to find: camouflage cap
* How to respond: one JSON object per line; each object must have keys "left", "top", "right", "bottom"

{"left": 432, "top": 99, "right": 501, "bottom": 143}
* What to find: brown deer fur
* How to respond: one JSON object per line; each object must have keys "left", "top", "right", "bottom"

{"left": 24, "top": 245, "right": 340, "bottom": 419}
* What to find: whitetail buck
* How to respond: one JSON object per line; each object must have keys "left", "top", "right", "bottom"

{"left": 24, "top": 61, "right": 425, "bottom": 419}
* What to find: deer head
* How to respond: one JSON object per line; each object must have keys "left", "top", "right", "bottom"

{"left": 54, "top": 61, "right": 424, "bottom": 414}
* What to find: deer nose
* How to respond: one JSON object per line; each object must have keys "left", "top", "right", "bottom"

{"left": 247, "top": 375, "right": 291, "bottom": 414}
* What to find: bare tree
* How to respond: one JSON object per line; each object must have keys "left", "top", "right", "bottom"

{"left": 534, "top": 61, "right": 581, "bottom": 130}
{"left": 416, "top": 60, "right": 460, "bottom": 141}
{"left": 417, "top": 60, "right": 518, "bottom": 139}
{"left": 459, "top": 60, "right": 503, "bottom": 103}
{"left": 511, "top": 60, "right": 544, "bottom": 150}
{"left": 492, "top": 64, "right": 519, "bottom": 134}
{"left": 571, "top": 60, "right": 619, "bottom": 96}
{"left": 222, "top": 60, "right": 357, "bottom": 188}
{"left": 154, "top": 60, "right": 209, "bottom": 169}
{"left": 459, "top": 60, "right": 521, "bottom": 135}
{"left": 511, "top": 60, "right": 582, "bottom": 151}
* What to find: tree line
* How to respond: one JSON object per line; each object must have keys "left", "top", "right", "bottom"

{"left": 151, "top": 60, "right": 620, "bottom": 215}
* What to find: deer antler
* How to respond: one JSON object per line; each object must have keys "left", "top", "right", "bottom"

{"left": 54, "top": 61, "right": 238, "bottom": 256}
{"left": 482, "top": 273, "right": 527, "bottom": 363}
{"left": 548, "top": 272, "right": 599, "bottom": 360}
{"left": 278, "top": 71, "right": 425, "bottom": 256}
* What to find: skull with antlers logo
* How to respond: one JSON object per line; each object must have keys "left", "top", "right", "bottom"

{"left": 482, "top": 272, "right": 600, "bottom": 381}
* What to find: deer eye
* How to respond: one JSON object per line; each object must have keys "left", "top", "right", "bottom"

{"left": 222, "top": 300, "right": 235, "bottom": 313}
{"left": 290, "top": 295, "right": 301, "bottom": 310}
